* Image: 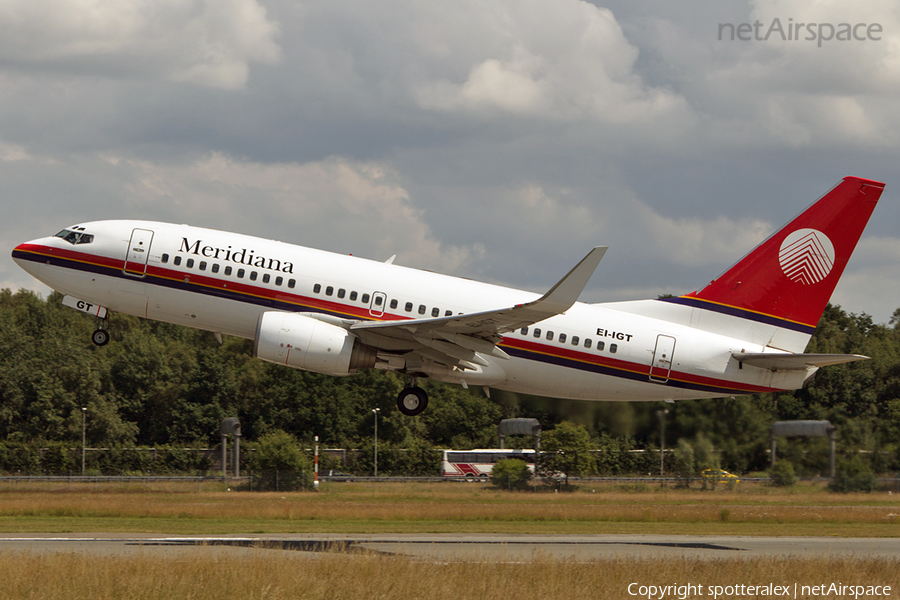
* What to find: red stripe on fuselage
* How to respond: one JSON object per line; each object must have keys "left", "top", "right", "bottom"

{"left": 22, "top": 243, "right": 785, "bottom": 396}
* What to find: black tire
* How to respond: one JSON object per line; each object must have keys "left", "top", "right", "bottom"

{"left": 397, "top": 386, "right": 428, "bottom": 416}
{"left": 91, "top": 329, "right": 110, "bottom": 346}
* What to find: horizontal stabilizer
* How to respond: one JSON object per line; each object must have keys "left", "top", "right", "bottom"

{"left": 733, "top": 352, "right": 869, "bottom": 371}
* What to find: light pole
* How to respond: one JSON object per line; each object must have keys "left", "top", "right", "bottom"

{"left": 657, "top": 408, "right": 669, "bottom": 478}
{"left": 81, "top": 407, "right": 87, "bottom": 475}
{"left": 372, "top": 408, "right": 380, "bottom": 477}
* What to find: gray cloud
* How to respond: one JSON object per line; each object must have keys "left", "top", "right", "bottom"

{"left": 2, "top": 0, "right": 899, "bottom": 323}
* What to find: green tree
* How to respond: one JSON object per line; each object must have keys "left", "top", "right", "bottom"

{"left": 673, "top": 439, "right": 695, "bottom": 487}
{"left": 828, "top": 455, "right": 877, "bottom": 493}
{"left": 537, "top": 422, "right": 596, "bottom": 487}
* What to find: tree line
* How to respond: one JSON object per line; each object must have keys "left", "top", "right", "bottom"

{"left": 0, "top": 289, "right": 897, "bottom": 476}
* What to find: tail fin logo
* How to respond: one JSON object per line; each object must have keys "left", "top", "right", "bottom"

{"left": 778, "top": 228, "right": 835, "bottom": 285}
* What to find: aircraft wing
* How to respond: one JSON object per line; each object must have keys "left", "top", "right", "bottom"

{"left": 349, "top": 247, "right": 607, "bottom": 370}
{"left": 732, "top": 352, "right": 869, "bottom": 371}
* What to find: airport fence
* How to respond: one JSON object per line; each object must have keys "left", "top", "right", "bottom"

{"left": 3, "top": 474, "right": 898, "bottom": 491}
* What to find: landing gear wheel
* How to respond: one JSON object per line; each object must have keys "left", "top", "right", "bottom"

{"left": 91, "top": 329, "right": 110, "bottom": 347}
{"left": 397, "top": 386, "right": 428, "bottom": 416}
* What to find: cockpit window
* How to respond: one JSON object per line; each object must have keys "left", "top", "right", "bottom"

{"left": 55, "top": 229, "right": 94, "bottom": 245}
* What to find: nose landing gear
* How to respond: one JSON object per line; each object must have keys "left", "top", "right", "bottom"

{"left": 91, "top": 327, "right": 110, "bottom": 347}
{"left": 91, "top": 316, "right": 110, "bottom": 347}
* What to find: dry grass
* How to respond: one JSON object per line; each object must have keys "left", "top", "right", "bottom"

{"left": 0, "top": 481, "right": 897, "bottom": 536}
{"left": 0, "top": 482, "right": 897, "bottom": 599}
{"left": 0, "top": 551, "right": 896, "bottom": 600}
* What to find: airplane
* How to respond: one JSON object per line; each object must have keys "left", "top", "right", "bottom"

{"left": 11, "top": 176, "right": 884, "bottom": 417}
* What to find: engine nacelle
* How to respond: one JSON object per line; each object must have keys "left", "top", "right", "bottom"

{"left": 254, "top": 311, "right": 376, "bottom": 376}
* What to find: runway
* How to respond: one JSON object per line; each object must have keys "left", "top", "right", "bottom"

{"left": 0, "top": 534, "right": 897, "bottom": 561}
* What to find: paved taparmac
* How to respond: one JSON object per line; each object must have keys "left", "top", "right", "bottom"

{"left": 0, "top": 533, "right": 897, "bottom": 561}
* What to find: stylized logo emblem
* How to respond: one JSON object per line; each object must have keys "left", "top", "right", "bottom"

{"left": 778, "top": 229, "right": 835, "bottom": 285}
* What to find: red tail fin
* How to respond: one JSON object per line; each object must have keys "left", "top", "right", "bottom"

{"left": 667, "top": 177, "right": 884, "bottom": 335}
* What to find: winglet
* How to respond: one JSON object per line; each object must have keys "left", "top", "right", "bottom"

{"left": 520, "top": 246, "right": 607, "bottom": 315}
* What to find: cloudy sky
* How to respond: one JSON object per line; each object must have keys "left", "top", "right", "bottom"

{"left": 2, "top": 0, "right": 899, "bottom": 323}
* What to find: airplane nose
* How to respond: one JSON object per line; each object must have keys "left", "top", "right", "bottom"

{"left": 11, "top": 239, "right": 45, "bottom": 278}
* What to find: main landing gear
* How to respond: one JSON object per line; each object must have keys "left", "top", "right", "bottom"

{"left": 397, "top": 377, "right": 428, "bottom": 416}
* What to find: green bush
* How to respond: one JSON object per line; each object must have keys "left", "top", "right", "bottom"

{"left": 828, "top": 456, "right": 877, "bottom": 493}
{"left": 769, "top": 460, "right": 798, "bottom": 487}
{"left": 39, "top": 445, "right": 76, "bottom": 475}
{"left": 491, "top": 458, "right": 531, "bottom": 491}
{"left": 247, "top": 430, "right": 313, "bottom": 491}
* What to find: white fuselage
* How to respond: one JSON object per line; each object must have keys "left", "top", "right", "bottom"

{"left": 13, "top": 220, "right": 811, "bottom": 402}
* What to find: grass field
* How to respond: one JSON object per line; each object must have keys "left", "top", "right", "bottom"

{"left": 0, "top": 479, "right": 897, "bottom": 536}
{"left": 1, "top": 481, "right": 898, "bottom": 599}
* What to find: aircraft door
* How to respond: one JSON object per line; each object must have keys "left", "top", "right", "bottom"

{"left": 369, "top": 292, "right": 387, "bottom": 317}
{"left": 124, "top": 228, "right": 154, "bottom": 277}
{"left": 649, "top": 334, "right": 676, "bottom": 383}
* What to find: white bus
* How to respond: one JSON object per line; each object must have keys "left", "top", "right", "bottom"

{"left": 441, "top": 449, "right": 537, "bottom": 480}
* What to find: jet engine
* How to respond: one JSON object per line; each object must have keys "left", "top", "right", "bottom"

{"left": 254, "top": 311, "right": 376, "bottom": 376}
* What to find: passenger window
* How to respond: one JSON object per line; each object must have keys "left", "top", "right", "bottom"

{"left": 338, "top": 288, "right": 345, "bottom": 298}
{"left": 186, "top": 259, "right": 194, "bottom": 268}
{"left": 445, "top": 310, "right": 452, "bottom": 316}
{"left": 174, "top": 256, "right": 182, "bottom": 266}
{"left": 390, "top": 299, "right": 398, "bottom": 309}
{"left": 237, "top": 269, "right": 245, "bottom": 278}
{"left": 350, "top": 291, "right": 358, "bottom": 301}
{"left": 199, "top": 261, "right": 207, "bottom": 271}
{"left": 418, "top": 305, "right": 426, "bottom": 315}
{"left": 597, "top": 341, "right": 605, "bottom": 351}
{"left": 262, "top": 274, "right": 270, "bottom": 284}
{"left": 275, "top": 276, "right": 283, "bottom": 286}
{"left": 250, "top": 271, "right": 258, "bottom": 281}
{"left": 313, "top": 283, "right": 321, "bottom": 293}
{"left": 375, "top": 296, "right": 383, "bottom": 306}
{"left": 405, "top": 302, "right": 413, "bottom": 312}
{"left": 212, "top": 263, "right": 219, "bottom": 274}
{"left": 533, "top": 329, "right": 541, "bottom": 338}
{"left": 610, "top": 344, "right": 617, "bottom": 354}
{"left": 584, "top": 339, "right": 592, "bottom": 349}
{"left": 161, "top": 253, "right": 169, "bottom": 263}
{"left": 325, "top": 285, "right": 332, "bottom": 295}
{"left": 546, "top": 331, "right": 554, "bottom": 341}
{"left": 288, "top": 279, "right": 296, "bottom": 289}
{"left": 431, "top": 307, "right": 439, "bottom": 317}
{"left": 362, "top": 294, "right": 370, "bottom": 304}
{"left": 224, "top": 266, "right": 232, "bottom": 276}
{"left": 572, "top": 336, "right": 580, "bottom": 346}
{"left": 559, "top": 333, "right": 567, "bottom": 343}
{"left": 521, "top": 327, "right": 528, "bottom": 335}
